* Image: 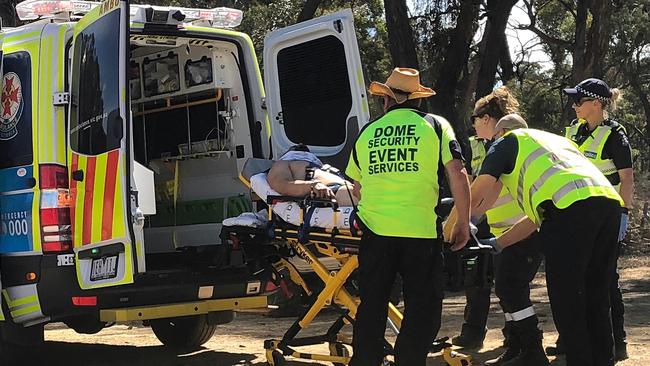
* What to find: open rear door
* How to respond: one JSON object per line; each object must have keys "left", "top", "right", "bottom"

{"left": 0, "top": 28, "right": 4, "bottom": 321}
{"left": 263, "top": 9, "right": 369, "bottom": 166}
{"left": 68, "top": 0, "right": 139, "bottom": 289}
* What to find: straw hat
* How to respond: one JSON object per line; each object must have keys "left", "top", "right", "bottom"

{"left": 368, "top": 68, "right": 436, "bottom": 104}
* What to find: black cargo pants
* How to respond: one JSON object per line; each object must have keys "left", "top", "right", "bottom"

{"left": 540, "top": 197, "right": 620, "bottom": 366}
{"left": 350, "top": 226, "right": 444, "bottom": 366}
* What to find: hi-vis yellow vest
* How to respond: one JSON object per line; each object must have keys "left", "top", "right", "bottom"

{"left": 565, "top": 120, "right": 625, "bottom": 190}
{"left": 500, "top": 129, "right": 623, "bottom": 225}
{"left": 486, "top": 187, "right": 526, "bottom": 237}
{"left": 469, "top": 136, "right": 486, "bottom": 177}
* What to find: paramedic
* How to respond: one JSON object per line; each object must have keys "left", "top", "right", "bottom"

{"left": 267, "top": 144, "right": 358, "bottom": 206}
{"left": 345, "top": 67, "right": 471, "bottom": 366}
{"left": 471, "top": 126, "right": 623, "bottom": 366}
{"left": 453, "top": 87, "right": 520, "bottom": 349}
{"left": 545, "top": 78, "right": 632, "bottom": 361}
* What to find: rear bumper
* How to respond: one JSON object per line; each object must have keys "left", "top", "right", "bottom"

{"left": 99, "top": 295, "right": 267, "bottom": 322}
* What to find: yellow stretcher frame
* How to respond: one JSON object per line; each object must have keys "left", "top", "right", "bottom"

{"left": 248, "top": 198, "right": 473, "bottom": 366}
{"left": 99, "top": 295, "right": 267, "bottom": 322}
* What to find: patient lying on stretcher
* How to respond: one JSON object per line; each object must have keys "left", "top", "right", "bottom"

{"left": 267, "top": 144, "right": 358, "bottom": 207}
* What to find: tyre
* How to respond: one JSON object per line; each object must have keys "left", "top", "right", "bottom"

{"left": 64, "top": 316, "right": 107, "bottom": 335}
{"left": 150, "top": 314, "right": 217, "bottom": 350}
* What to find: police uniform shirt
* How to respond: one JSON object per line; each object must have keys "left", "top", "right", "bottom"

{"left": 568, "top": 119, "right": 632, "bottom": 185}
{"left": 478, "top": 134, "right": 518, "bottom": 178}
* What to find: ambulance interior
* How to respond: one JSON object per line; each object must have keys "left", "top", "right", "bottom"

{"left": 128, "top": 37, "right": 254, "bottom": 263}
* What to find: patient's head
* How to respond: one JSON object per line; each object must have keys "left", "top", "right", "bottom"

{"left": 288, "top": 143, "right": 310, "bottom": 152}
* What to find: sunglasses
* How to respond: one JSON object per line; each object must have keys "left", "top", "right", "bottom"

{"left": 572, "top": 98, "right": 596, "bottom": 107}
{"left": 469, "top": 113, "right": 485, "bottom": 126}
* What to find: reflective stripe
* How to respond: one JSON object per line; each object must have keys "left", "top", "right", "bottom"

{"left": 528, "top": 161, "right": 573, "bottom": 199}
{"left": 552, "top": 177, "right": 611, "bottom": 203}
{"left": 517, "top": 147, "right": 547, "bottom": 204}
{"left": 505, "top": 306, "right": 536, "bottom": 322}
{"left": 490, "top": 215, "right": 524, "bottom": 229}
{"left": 587, "top": 127, "right": 610, "bottom": 155}
{"left": 595, "top": 160, "right": 618, "bottom": 175}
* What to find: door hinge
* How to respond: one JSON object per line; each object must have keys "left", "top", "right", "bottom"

{"left": 53, "top": 92, "right": 70, "bottom": 106}
{"left": 334, "top": 19, "right": 343, "bottom": 33}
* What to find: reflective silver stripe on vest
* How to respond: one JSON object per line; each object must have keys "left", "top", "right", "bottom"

{"left": 492, "top": 192, "right": 514, "bottom": 210}
{"left": 527, "top": 161, "right": 574, "bottom": 201}
{"left": 490, "top": 214, "right": 525, "bottom": 229}
{"left": 552, "top": 177, "right": 611, "bottom": 203}
{"left": 586, "top": 126, "right": 611, "bottom": 156}
{"left": 517, "top": 147, "right": 548, "bottom": 205}
{"left": 595, "top": 160, "right": 618, "bottom": 175}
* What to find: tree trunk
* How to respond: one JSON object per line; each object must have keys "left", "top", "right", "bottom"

{"left": 498, "top": 33, "right": 515, "bottom": 85}
{"left": 429, "top": 0, "right": 481, "bottom": 147}
{"left": 584, "top": 0, "right": 612, "bottom": 78}
{"left": 0, "top": 1, "right": 18, "bottom": 27}
{"left": 296, "top": 0, "right": 323, "bottom": 23}
{"left": 383, "top": 0, "right": 419, "bottom": 69}
{"left": 475, "top": 0, "right": 518, "bottom": 98}
{"left": 571, "top": 0, "right": 589, "bottom": 84}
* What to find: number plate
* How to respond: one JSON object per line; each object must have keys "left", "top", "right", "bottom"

{"left": 90, "top": 255, "right": 118, "bottom": 281}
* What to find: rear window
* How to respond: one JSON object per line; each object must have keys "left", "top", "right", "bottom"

{"left": 277, "top": 35, "right": 351, "bottom": 147}
{"left": 0, "top": 51, "right": 33, "bottom": 169}
{"left": 69, "top": 9, "right": 122, "bottom": 156}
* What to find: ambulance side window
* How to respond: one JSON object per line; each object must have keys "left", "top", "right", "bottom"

{"left": 69, "top": 10, "right": 122, "bottom": 155}
{"left": 276, "top": 35, "right": 350, "bottom": 147}
{"left": 0, "top": 52, "right": 33, "bottom": 169}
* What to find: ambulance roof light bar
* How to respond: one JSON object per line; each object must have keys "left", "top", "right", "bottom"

{"left": 15, "top": 0, "right": 243, "bottom": 28}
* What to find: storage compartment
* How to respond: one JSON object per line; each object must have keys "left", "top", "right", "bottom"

{"left": 129, "top": 37, "right": 254, "bottom": 257}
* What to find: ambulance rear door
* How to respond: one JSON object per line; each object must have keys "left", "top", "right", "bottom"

{"left": 67, "top": 0, "right": 141, "bottom": 290}
{"left": 263, "top": 9, "right": 369, "bottom": 167}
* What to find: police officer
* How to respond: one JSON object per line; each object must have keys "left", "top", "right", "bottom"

{"left": 481, "top": 115, "right": 547, "bottom": 366}
{"left": 346, "top": 67, "right": 471, "bottom": 366}
{"left": 544, "top": 78, "right": 632, "bottom": 361}
{"left": 453, "top": 87, "right": 520, "bottom": 348}
{"left": 468, "top": 126, "right": 623, "bottom": 366}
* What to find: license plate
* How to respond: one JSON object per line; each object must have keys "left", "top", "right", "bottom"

{"left": 90, "top": 255, "right": 118, "bottom": 281}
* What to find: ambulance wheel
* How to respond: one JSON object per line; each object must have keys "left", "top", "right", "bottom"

{"left": 150, "top": 315, "right": 217, "bottom": 350}
{"left": 329, "top": 342, "right": 350, "bottom": 366}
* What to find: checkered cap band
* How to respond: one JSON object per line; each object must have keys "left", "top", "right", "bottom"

{"left": 576, "top": 85, "right": 609, "bottom": 102}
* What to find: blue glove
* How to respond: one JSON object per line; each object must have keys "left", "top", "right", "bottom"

{"left": 479, "top": 237, "right": 502, "bottom": 254}
{"left": 618, "top": 208, "right": 629, "bottom": 242}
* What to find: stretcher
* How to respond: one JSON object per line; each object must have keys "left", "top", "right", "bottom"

{"left": 221, "top": 158, "right": 491, "bottom": 366}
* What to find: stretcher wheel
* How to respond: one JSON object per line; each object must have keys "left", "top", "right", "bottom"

{"left": 268, "top": 350, "right": 286, "bottom": 366}
{"left": 329, "top": 342, "right": 350, "bottom": 366}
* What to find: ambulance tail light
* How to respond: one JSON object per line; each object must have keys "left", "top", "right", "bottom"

{"left": 40, "top": 164, "right": 72, "bottom": 253}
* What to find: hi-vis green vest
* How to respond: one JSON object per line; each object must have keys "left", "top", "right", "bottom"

{"left": 469, "top": 136, "right": 486, "bottom": 177}
{"left": 500, "top": 129, "right": 623, "bottom": 225}
{"left": 486, "top": 187, "right": 526, "bottom": 237}
{"left": 565, "top": 120, "right": 625, "bottom": 190}
{"left": 346, "top": 108, "right": 458, "bottom": 238}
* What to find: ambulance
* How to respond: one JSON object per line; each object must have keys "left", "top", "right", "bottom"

{"left": 0, "top": 0, "right": 368, "bottom": 351}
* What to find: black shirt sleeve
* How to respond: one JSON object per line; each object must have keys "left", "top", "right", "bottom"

{"left": 478, "top": 134, "right": 518, "bottom": 178}
{"left": 602, "top": 126, "right": 633, "bottom": 170}
{"left": 449, "top": 140, "right": 464, "bottom": 161}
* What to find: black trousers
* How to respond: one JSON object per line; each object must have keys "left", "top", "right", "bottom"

{"left": 350, "top": 228, "right": 444, "bottom": 366}
{"left": 460, "top": 219, "right": 495, "bottom": 335}
{"left": 610, "top": 243, "right": 626, "bottom": 343}
{"left": 540, "top": 197, "right": 620, "bottom": 366}
{"left": 495, "top": 234, "right": 543, "bottom": 318}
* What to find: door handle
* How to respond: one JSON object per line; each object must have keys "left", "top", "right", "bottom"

{"left": 72, "top": 170, "right": 84, "bottom": 182}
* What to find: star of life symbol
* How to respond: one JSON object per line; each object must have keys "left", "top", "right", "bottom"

{"left": 0, "top": 72, "right": 24, "bottom": 141}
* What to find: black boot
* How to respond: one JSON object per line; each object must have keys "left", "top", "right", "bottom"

{"left": 485, "top": 323, "right": 520, "bottom": 366}
{"left": 501, "top": 329, "right": 549, "bottom": 366}
{"left": 451, "top": 324, "right": 486, "bottom": 348}
{"left": 615, "top": 341, "right": 628, "bottom": 362}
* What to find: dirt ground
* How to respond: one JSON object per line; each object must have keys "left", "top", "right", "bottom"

{"left": 10, "top": 253, "right": 643, "bottom": 366}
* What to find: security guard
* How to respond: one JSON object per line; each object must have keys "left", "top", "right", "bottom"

{"left": 544, "top": 78, "right": 633, "bottom": 361}
{"left": 346, "top": 68, "right": 471, "bottom": 366}
{"left": 468, "top": 127, "right": 623, "bottom": 366}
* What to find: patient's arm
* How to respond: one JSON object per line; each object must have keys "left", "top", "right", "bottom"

{"left": 267, "top": 161, "right": 332, "bottom": 198}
